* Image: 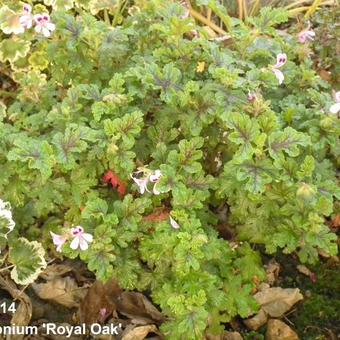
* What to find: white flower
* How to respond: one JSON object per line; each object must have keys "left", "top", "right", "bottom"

{"left": 50, "top": 231, "right": 68, "bottom": 252}
{"left": 130, "top": 171, "right": 150, "bottom": 194}
{"left": 130, "top": 168, "right": 162, "bottom": 195}
{"left": 70, "top": 226, "right": 93, "bottom": 251}
{"left": 271, "top": 53, "right": 287, "bottom": 85}
{"left": 169, "top": 216, "right": 180, "bottom": 229}
{"left": 19, "top": 4, "right": 33, "bottom": 30}
{"left": 34, "top": 13, "right": 55, "bottom": 37}
{"left": 149, "top": 169, "right": 162, "bottom": 195}
{"left": 330, "top": 91, "right": 340, "bottom": 114}
{"left": 298, "top": 29, "right": 315, "bottom": 44}
{"left": 0, "top": 199, "right": 15, "bottom": 238}
{"left": 247, "top": 91, "right": 257, "bottom": 102}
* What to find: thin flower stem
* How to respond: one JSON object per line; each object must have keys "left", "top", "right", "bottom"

{"left": 103, "top": 9, "right": 111, "bottom": 25}
{"left": 112, "top": 0, "right": 122, "bottom": 27}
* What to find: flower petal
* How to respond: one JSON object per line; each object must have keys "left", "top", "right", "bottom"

{"left": 306, "top": 30, "right": 315, "bottom": 39}
{"left": 42, "top": 27, "right": 51, "bottom": 37}
{"left": 334, "top": 91, "right": 340, "bottom": 103}
{"left": 79, "top": 237, "right": 89, "bottom": 251}
{"left": 131, "top": 176, "right": 149, "bottom": 194}
{"left": 23, "top": 4, "right": 32, "bottom": 13}
{"left": 34, "top": 14, "right": 44, "bottom": 24}
{"left": 330, "top": 102, "right": 340, "bottom": 114}
{"left": 82, "top": 233, "right": 93, "bottom": 243}
{"left": 50, "top": 231, "right": 66, "bottom": 252}
{"left": 71, "top": 226, "right": 84, "bottom": 235}
{"left": 46, "top": 22, "right": 56, "bottom": 31}
{"left": 169, "top": 216, "right": 180, "bottom": 229}
{"left": 149, "top": 170, "right": 162, "bottom": 182}
{"left": 272, "top": 68, "right": 284, "bottom": 85}
{"left": 153, "top": 184, "right": 160, "bottom": 195}
{"left": 274, "top": 53, "right": 287, "bottom": 68}
{"left": 298, "top": 32, "right": 307, "bottom": 43}
{"left": 35, "top": 25, "right": 42, "bottom": 33}
{"left": 70, "top": 236, "right": 80, "bottom": 250}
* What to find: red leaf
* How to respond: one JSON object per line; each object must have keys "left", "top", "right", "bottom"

{"left": 103, "top": 170, "right": 127, "bottom": 198}
{"left": 143, "top": 208, "right": 170, "bottom": 222}
{"left": 103, "top": 170, "right": 114, "bottom": 183}
{"left": 331, "top": 214, "right": 340, "bottom": 228}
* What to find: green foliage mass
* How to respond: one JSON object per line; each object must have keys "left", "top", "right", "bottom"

{"left": 0, "top": 1, "right": 339, "bottom": 338}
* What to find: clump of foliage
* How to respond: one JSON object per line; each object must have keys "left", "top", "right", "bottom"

{"left": 0, "top": 0, "right": 339, "bottom": 338}
{"left": 310, "top": 5, "right": 340, "bottom": 86}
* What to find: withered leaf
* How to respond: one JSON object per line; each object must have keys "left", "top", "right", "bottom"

{"left": 117, "top": 291, "right": 165, "bottom": 325}
{"left": 79, "top": 279, "right": 121, "bottom": 324}
{"left": 121, "top": 324, "right": 161, "bottom": 340}
{"left": 244, "top": 308, "right": 268, "bottom": 331}
{"left": 253, "top": 287, "right": 303, "bottom": 318}
{"left": 265, "top": 259, "right": 280, "bottom": 285}
{"left": 266, "top": 319, "right": 299, "bottom": 340}
{"left": 0, "top": 276, "right": 32, "bottom": 340}
{"left": 32, "top": 277, "right": 87, "bottom": 308}
{"left": 39, "top": 263, "right": 73, "bottom": 281}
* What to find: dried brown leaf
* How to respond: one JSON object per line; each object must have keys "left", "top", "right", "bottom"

{"left": 266, "top": 319, "right": 299, "bottom": 340}
{"left": 32, "top": 277, "right": 87, "bottom": 308}
{"left": 265, "top": 260, "right": 280, "bottom": 285}
{"left": 223, "top": 332, "right": 243, "bottom": 340}
{"left": 79, "top": 279, "right": 121, "bottom": 324}
{"left": 39, "top": 263, "right": 73, "bottom": 281}
{"left": 0, "top": 276, "right": 32, "bottom": 340}
{"left": 117, "top": 292, "right": 165, "bottom": 325}
{"left": 244, "top": 308, "right": 268, "bottom": 331}
{"left": 122, "top": 324, "right": 160, "bottom": 340}
{"left": 254, "top": 287, "right": 303, "bottom": 318}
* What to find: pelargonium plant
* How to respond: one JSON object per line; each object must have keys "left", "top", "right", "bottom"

{"left": 0, "top": 1, "right": 339, "bottom": 338}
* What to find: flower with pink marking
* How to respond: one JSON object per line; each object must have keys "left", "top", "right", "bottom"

{"left": 19, "top": 4, "right": 33, "bottom": 30}
{"left": 271, "top": 53, "right": 287, "bottom": 85}
{"left": 130, "top": 168, "right": 162, "bottom": 195}
{"left": 70, "top": 226, "right": 93, "bottom": 251}
{"left": 50, "top": 231, "right": 68, "bottom": 252}
{"left": 247, "top": 91, "right": 257, "bottom": 103}
{"left": 34, "top": 13, "right": 55, "bottom": 37}
{"left": 130, "top": 170, "right": 150, "bottom": 194}
{"left": 298, "top": 29, "right": 315, "bottom": 44}
{"left": 149, "top": 169, "right": 162, "bottom": 195}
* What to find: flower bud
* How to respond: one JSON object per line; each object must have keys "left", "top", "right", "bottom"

{"left": 296, "top": 183, "right": 316, "bottom": 201}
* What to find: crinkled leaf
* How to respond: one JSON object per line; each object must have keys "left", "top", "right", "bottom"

{"left": 0, "top": 38, "right": 31, "bottom": 63}
{"left": 268, "top": 127, "right": 310, "bottom": 160}
{"left": 7, "top": 139, "right": 55, "bottom": 179}
{"left": 223, "top": 112, "right": 262, "bottom": 161}
{"left": 236, "top": 159, "right": 275, "bottom": 194}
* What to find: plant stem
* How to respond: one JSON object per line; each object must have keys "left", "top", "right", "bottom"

{"left": 112, "top": 0, "right": 122, "bottom": 27}
{"left": 189, "top": 8, "right": 231, "bottom": 37}
{"left": 103, "top": 9, "right": 111, "bottom": 25}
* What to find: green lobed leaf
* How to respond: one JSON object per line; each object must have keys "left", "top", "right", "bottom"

{"left": 9, "top": 238, "right": 47, "bottom": 285}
